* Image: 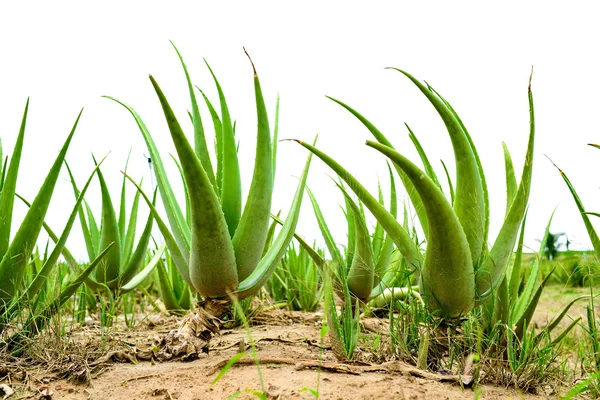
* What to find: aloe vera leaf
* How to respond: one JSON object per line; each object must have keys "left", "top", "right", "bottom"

{"left": 150, "top": 75, "right": 238, "bottom": 298}
{"left": 125, "top": 176, "right": 191, "bottom": 287}
{"left": 122, "top": 178, "right": 142, "bottom": 265}
{"left": 15, "top": 194, "right": 80, "bottom": 272}
{"left": 476, "top": 79, "right": 535, "bottom": 296}
{"left": 503, "top": 142, "right": 517, "bottom": 218}
{"left": 121, "top": 243, "right": 166, "bottom": 293}
{"left": 204, "top": 61, "right": 241, "bottom": 237}
{"left": 104, "top": 96, "right": 191, "bottom": 257}
{"left": 393, "top": 70, "right": 485, "bottom": 269}
{"left": 406, "top": 123, "right": 442, "bottom": 190}
{"left": 27, "top": 158, "right": 106, "bottom": 298}
{"left": 294, "top": 139, "right": 423, "bottom": 272}
{"left": 326, "top": 96, "right": 429, "bottom": 238}
{"left": 372, "top": 181, "right": 386, "bottom": 261}
{"left": 374, "top": 165, "right": 398, "bottom": 286}
{"left": 272, "top": 96, "right": 280, "bottom": 177}
{"left": 15, "top": 243, "right": 114, "bottom": 343}
{"left": 269, "top": 213, "right": 326, "bottom": 269}
{"left": 85, "top": 200, "right": 101, "bottom": 257}
{"left": 514, "top": 265, "right": 557, "bottom": 340}
{"left": 440, "top": 160, "right": 455, "bottom": 205}
{"left": 65, "top": 162, "right": 96, "bottom": 261}
{"left": 93, "top": 162, "right": 121, "bottom": 284}
{"left": 343, "top": 187, "right": 357, "bottom": 272}
{"left": 511, "top": 209, "right": 554, "bottom": 323}
{"left": 171, "top": 42, "right": 216, "bottom": 187}
{"left": 156, "top": 256, "right": 182, "bottom": 312}
{"left": 428, "top": 84, "right": 491, "bottom": 263}
{"left": 0, "top": 110, "right": 80, "bottom": 304}
{"left": 197, "top": 87, "right": 223, "bottom": 194}
{"left": 118, "top": 150, "right": 131, "bottom": 245}
{"left": 367, "top": 141, "right": 474, "bottom": 317}
{"left": 170, "top": 154, "right": 191, "bottom": 226}
{"left": 555, "top": 168, "right": 600, "bottom": 263}
{"left": 236, "top": 146, "right": 313, "bottom": 299}
{"left": 508, "top": 210, "right": 528, "bottom": 304}
{"left": 232, "top": 56, "right": 274, "bottom": 281}
{"left": 0, "top": 100, "right": 28, "bottom": 258}
{"left": 307, "top": 187, "right": 344, "bottom": 267}
{"left": 117, "top": 193, "right": 156, "bottom": 287}
{"left": 336, "top": 184, "right": 374, "bottom": 301}
{"left": 544, "top": 295, "right": 588, "bottom": 335}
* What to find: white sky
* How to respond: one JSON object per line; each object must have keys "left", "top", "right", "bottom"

{"left": 1, "top": 2, "right": 599, "bottom": 260}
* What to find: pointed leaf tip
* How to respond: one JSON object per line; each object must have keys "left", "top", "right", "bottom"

{"left": 243, "top": 47, "right": 257, "bottom": 76}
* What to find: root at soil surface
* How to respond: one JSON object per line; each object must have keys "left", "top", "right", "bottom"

{"left": 152, "top": 299, "right": 230, "bottom": 361}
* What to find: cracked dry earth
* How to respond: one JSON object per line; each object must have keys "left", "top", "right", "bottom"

{"left": 1, "top": 307, "right": 568, "bottom": 400}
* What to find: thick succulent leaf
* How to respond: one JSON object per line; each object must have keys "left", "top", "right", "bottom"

{"left": 372, "top": 181, "right": 386, "bottom": 261}
{"left": 236, "top": 146, "right": 313, "bottom": 299}
{"left": 429, "top": 84, "right": 491, "bottom": 264}
{"left": 270, "top": 213, "right": 325, "bottom": 269}
{"left": 272, "top": 96, "right": 280, "bottom": 177}
{"left": 440, "top": 160, "right": 455, "bottom": 205}
{"left": 0, "top": 110, "right": 80, "bottom": 304}
{"left": 125, "top": 177, "right": 191, "bottom": 287}
{"left": 393, "top": 69, "right": 485, "bottom": 269}
{"left": 205, "top": 61, "right": 241, "bottom": 237}
{"left": 197, "top": 87, "right": 223, "bottom": 194}
{"left": 117, "top": 192, "right": 156, "bottom": 287}
{"left": 121, "top": 243, "right": 166, "bottom": 293}
{"left": 122, "top": 178, "right": 142, "bottom": 265}
{"left": 508, "top": 210, "right": 528, "bottom": 304}
{"left": 294, "top": 140, "right": 423, "bottom": 272}
{"left": 406, "top": 124, "right": 442, "bottom": 191}
{"left": 14, "top": 243, "right": 113, "bottom": 343}
{"left": 65, "top": 162, "right": 96, "bottom": 261}
{"left": 327, "top": 96, "right": 429, "bottom": 238}
{"left": 118, "top": 151, "right": 131, "bottom": 244}
{"left": 171, "top": 42, "right": 216, "bottom": 187}
{"left": 94, "top": 162, "right": 121, "bottom": 284}
{"left": 336, "top": 184, "right": 374, "bottom": 301}
{"left": 476, "top": 79, "right": 535, "bottom": 296}
{"left": 27, "top": 158, "right": 106, "bottom": 298}
{"left": 0, "top": 99, "right": 28, "bottom": 258}
{"left": 503, "top": 142, "right": 517, "bottom": 218}
{"left": 150, "top": 75, "right": 237, "bottom": 298}
{"left": 367, "top": 141, "right": 474, "bottom": 318}
{"left": 104, "top": 96, "right": 191, "bottom": 258}
{"left": 231, "top": 58, "right": 274, "bottom": 281}
{"left": 307, "top": 187, "right": 344, "bottom": 267}
{"left": 374, "top": 164, "right": 397, "bottom": 286}
{"left": 555, "top": 165, "right": 600, "bottom": 263}
{"left": 156, "top": 256, "right": 182, "bottom": 313}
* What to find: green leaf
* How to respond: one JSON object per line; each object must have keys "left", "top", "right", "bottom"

{"left": 294, "top": 139, "right": 423, "bottom": 273}
{"left": 150, "top": 75, "right": 238, "bottom": 298}
{"left": 502, "top": 142, "right": 517, "bottom": 218}
{"left": 205, "top": 61, "right": 242, "bottom": 237}
{"left": 171, "top": 42, "right": 216, "bottom": 188}
{"left": 367, "top": 140, "right": 474, "bottom": 317}
{"left": 231, "top": 57, "right": 274, "bottom": 281}
{"left": 0, "top": 99, "right": 29, "bottom": 258}
{"left": 0, "top": 110, "right": 80, "bottom": 304}
{"left": 236, "top": 143, "right": 313, "bottom": 299}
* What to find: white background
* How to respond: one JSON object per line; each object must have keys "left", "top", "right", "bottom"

{"left": 1, "top": 2, "right": 598, "bottom": 260}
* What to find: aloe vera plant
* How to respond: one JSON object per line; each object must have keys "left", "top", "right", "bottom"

{"left": 64, "top": 155, "right": 164, "bottom": 293}
{"left": 105, "top": 44, "right": 312, "bottom": 354}
{"left": 294, "top": 70, "right": 536, "bottom": 318}
{"left": 0, "top": 101, "right": 111, "bottom": 340}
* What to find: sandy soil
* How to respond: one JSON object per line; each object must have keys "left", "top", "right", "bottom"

{"left": 1, "top": 305, "right": 569, "bottom": 400}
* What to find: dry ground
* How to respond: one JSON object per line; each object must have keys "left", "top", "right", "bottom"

{"left": 0, "top": 285, "right": 593, "bottom": 400}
